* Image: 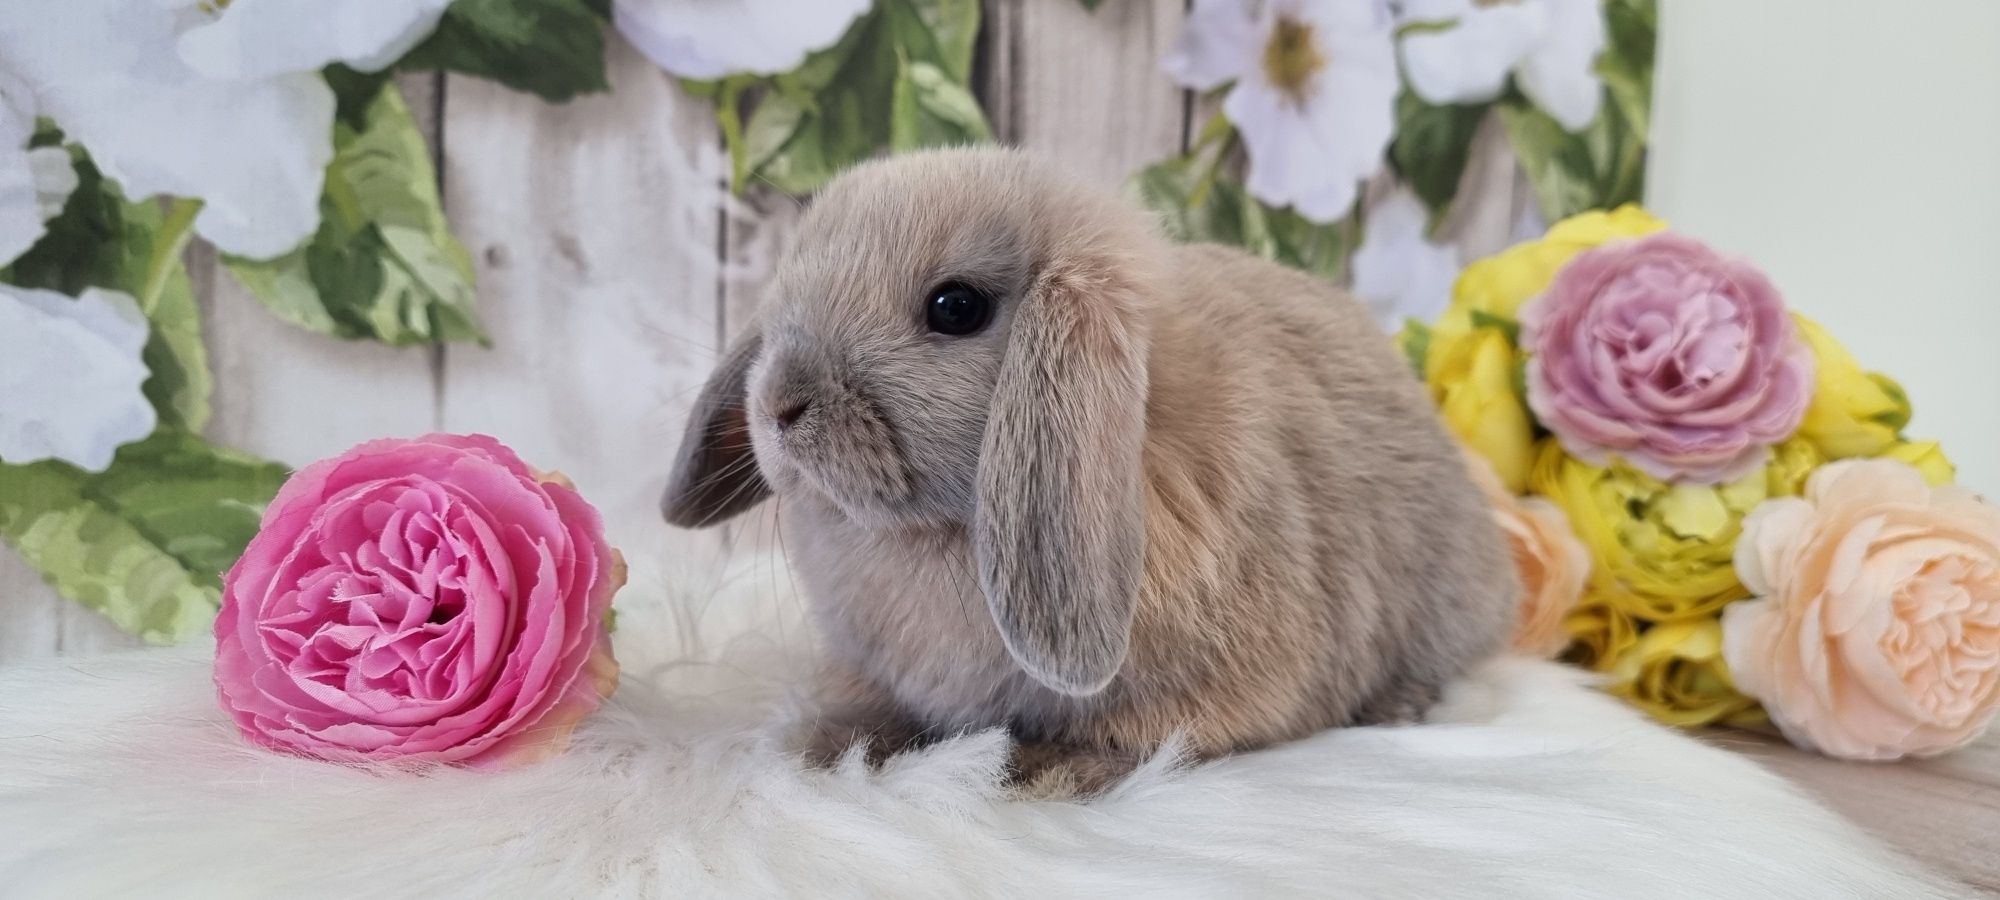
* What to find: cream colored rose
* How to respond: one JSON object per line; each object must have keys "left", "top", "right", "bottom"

{"left": 1723, "top": 458, "right": 2000, "bottom": 759}
{"left": 1461, "top": 447, "right": 1590, "bottom": 658}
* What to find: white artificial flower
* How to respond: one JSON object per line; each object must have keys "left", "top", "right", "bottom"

{"left": 1397, "top": 0, "right": 1605, "bottom": 131}
{"left": 1164, "top": 0, "right": 1399, "bottom": 223}
{"left": 616, "top": 0, "right": 873, "bottom": 80}
{"left": 0, "top": 71, "right": 78, "bottom": 267}
{"left": 0, "top": 0, "right": 453, "bottom": 260}
{"left": 175, "top": 0, "right": 457, "bottom": 80}
{"left": 1349, "top": 185, "right": 1458, "bottom": 332}
{"left": 0, "top": 285, "right": 156, "bottom": 472}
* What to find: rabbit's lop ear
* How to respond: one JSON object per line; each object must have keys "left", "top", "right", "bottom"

{"left": 662, "top": 330, "right": 770, "bottom": 527}
{"left": 974, "top": 257, "right": 1150, "bottom": 696}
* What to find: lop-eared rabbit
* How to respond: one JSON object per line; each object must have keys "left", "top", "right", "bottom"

{"left": 665, "top": 148, "right": 1516, "bottom": 794}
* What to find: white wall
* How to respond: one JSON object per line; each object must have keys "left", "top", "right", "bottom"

{"left": 1649, "top": 0, "right": 2000, "bottom": 495}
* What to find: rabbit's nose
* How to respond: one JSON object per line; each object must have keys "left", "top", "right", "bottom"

{"left": 773, "top": 398, "right": 811, "bottom": 431}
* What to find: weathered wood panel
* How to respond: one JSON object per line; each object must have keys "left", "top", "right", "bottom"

{"left": 0, "top": 554, "right": 56, "bottom": 660}
{"left": 438, "top": 40, "right": 733, "bottom": 601}
{"left": 1433, "top": 115, "right": 1539, "bottom": 262}
{"left": 981, "top": 0, "right": 1190, "bottom": 185}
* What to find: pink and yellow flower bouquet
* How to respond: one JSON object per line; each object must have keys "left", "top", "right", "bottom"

{"left": 1404, "top": 207, "right": 2000, "bottom": 760}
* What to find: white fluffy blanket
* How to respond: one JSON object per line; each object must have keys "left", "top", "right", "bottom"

{"left": 0, "top": 554, "right": 1964, "bottom": 899}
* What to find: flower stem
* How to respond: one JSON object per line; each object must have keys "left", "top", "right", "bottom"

{"left": 140, "top": 198, "right": 201, "bottom": 315}
{"left": 1190, "top": 107, "right": 1235, "bottom": 152}
{"left": 717, "top": 76, "right": 751, "bottom": 196}
{"left": 1187, "top": 131, "right": 1237, "bottom": 211}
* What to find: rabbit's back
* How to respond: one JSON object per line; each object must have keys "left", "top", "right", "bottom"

{"left": 1094, "top": 243, "right": 1517, "bottom": 752}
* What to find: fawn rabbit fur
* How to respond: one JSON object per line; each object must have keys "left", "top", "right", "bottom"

{"left": 663, "top": 147, "right": 1517, "bottom": 793}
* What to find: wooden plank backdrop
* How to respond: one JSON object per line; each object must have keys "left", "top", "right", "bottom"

{"left": 1, "top": 2, "right": 1989, "bottom": 886}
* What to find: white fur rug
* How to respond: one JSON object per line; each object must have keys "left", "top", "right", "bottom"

{"left": 0, "top": 552, "right": 1965, "bottom": 899}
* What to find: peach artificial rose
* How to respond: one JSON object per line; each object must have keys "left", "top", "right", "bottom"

{"left": 1722, "top": 458, "right": 2000, "bottom": 759}
{"left": 1462, "top": 447, "right": 1590, "bottom": 658}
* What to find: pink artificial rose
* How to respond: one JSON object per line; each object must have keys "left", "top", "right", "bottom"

{"left": 214, "top": 434, "right": 621, "bottom": 768}
{"left": 1723, "top": 459, "right": 2000, "bottom": 760}
{"left": 1521, "top": 233, "right": 1813, "bottom": 484}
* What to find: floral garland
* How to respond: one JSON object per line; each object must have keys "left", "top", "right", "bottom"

{"left": 1136, "top": 0, "right": 1653, "bottom": 330}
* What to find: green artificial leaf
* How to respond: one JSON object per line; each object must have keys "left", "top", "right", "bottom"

{"left": 736, "top": 82, "right": 803, "bottom": 189}
{"left": 1399, "top": 319, "right": 1433, "bottom": 379}
{"left": 4, "top": 146, "right": 148, "bottom": 297}
{"left": 1265, "top": 205, "right": 1349, "bottom": 282}
{"left": 887, "top": 60, "right": 924, "bottom": 153}
{"left": 1598, "top": 0, "right": 1657, "bottom": 146}
{"left": 1468, "top": 308, "right": 1520, "bottom": 344}
{"left": 726, "top": 0, "right": 989, "bottom": 194}
{"left": 400, "top": 0, "right": 610, "bottom": 101}
{"left": 226, "top": 82, "right": 484, "bottom": 346}
{"left": 1869, "top": 374, "right": 1913, "bottom": 432}
{"left": 136, "top": 227, "right": 212, "bottom": 433}
{"left": 740, "top": 7, "right": 896, "bottom": 194}
{"left": 904, "top": 0, "right": 980, "bottom": 82}
{"left": 1388, "top": 91, "right": 1491, "bottom": 229}
{"left": 1499, "top": 89, "right": 1645, "bottom": 222}
{"left": 2, "top": 146, "right": 213, "bottom": 432}
{"left": 324, "top": 63, "right": 396, "bottom": 131}
{"left": 1498, "top": 100, "right": 1594, "bottom": 220}
{"left": 891, "top": 58, "right": 992, "bottom": 151}
{"left": 1129, "top": 154, "right": 1348, "bottom": 281}
{"left": 85, "top": 432, "right": 290, "bottom": 589}
{"left": 1131, "top": 154, "right": 1240, "bottom": 243}
{"left": 0, "top": 430, "right": 290, "bottom": 643}
{"left": 1501, "top": 0, "right": 1653, "bottom": 221}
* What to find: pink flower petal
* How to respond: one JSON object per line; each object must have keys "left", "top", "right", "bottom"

{"left": 1525, "top": 233, "right": 1809, "bottom": 484}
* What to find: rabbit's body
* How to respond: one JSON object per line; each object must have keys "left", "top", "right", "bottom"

{"left": 665, "top": 148, "right": 1517, "bottom": 791}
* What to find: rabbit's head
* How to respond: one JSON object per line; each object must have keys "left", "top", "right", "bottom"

{"left": 663, "top": 147, "right": 1165, "bottom": 695}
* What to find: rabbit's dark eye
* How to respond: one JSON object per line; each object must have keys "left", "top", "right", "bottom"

{"left": 925, "top": 282, "right": 994, "bottom": 336}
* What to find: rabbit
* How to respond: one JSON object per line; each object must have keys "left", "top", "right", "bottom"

{"left": 662, "top": 147, "right": 1519, "bottom": 795}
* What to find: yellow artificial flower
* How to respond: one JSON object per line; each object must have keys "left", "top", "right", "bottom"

{"left": 1529, "top": 438, "right": 1820, "bottom": 623}
{"left": 1449, "top": 204, "right": 1668, "bottom": 321}
{"left": 1793, "top": 314, "right": 1911, "bottom": 459}
{"left": 1604, "top": 618, "right": 1764, "bottom": 728}
{"left": 1561, "top": 590, "right": 1640, "bottom": 670}
{"left": 1763, "top": 438, "right": 1826, "bottom": 496}
{"left": 1420, "top": 322, "right": 1535, "bottom": 492}
{"left": 1882, "top": 439, "right": 1956, "bottom": 486}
